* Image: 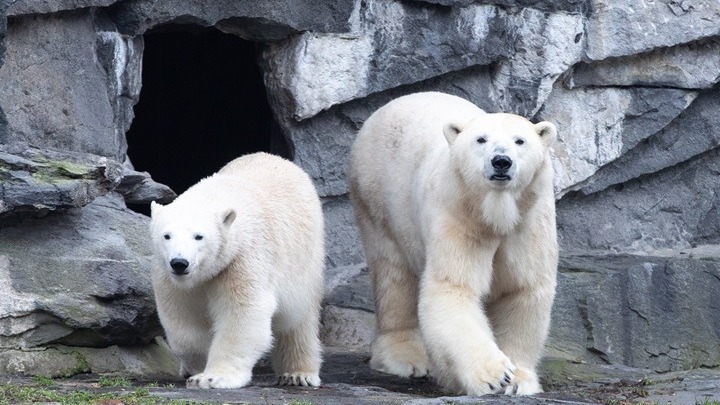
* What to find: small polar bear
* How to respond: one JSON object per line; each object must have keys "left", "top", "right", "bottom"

{"left": 149, "top": 152, "right": 325, "bottom": 389}
{"left": 348, "top": 92, "right": 558, "bottom": 396}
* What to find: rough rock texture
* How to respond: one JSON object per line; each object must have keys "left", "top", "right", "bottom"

{"left": 0, "top": 0, "right": 719, "bottom": 388}
{"left": 106, "top": 0, "right": 356, "bottom": 40}
{"left": 0, "top": 194, "right": 160, "bottom": 352}
{"left": 0, "top": 9, "right": 141, "bottom": 162}
{"left": 0, "top": 143, "right": 123, "bottom": 215}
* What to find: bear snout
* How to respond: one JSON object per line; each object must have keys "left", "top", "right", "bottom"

{"left": 170, "top": 258, "right": 190, "bottom": 275}
{"left": 490, "top": 155, "right": 513, "bottom": 181}
{"left": 491, "top": 155, "right": 512, "bottom": 171}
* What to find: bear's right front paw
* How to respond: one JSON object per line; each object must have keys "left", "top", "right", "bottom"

{"left": 186, "top": 371, "right": 251, "bottom": 389}
{"left": 461, "top": 350, "right": 516, "bottom": 396}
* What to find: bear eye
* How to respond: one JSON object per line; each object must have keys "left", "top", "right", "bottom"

{"left": 477, "top": 137, "right": 487, "bottom": 144}
{"left": 163, "top": 234, "right": 171, "bottom": 240}
{"left": 194, "top": 234, "right": 204, "bottom": 241}
{"left": 515, "top": 138, "right": 525, "bottom": 145}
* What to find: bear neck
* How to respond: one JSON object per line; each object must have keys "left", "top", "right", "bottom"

{"left": 442, "top": 163, "right": 552, "bottom": 237}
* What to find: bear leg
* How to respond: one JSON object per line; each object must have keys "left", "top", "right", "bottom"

{"left": 487, "top": 288, "right": 554, "bottom": 395}
{"left": 272, "top": 311, "right": 322, "bottom": 387}
{"left": 187, "top": 282, "right": 276, "bottom": 389}
{"left": 358, "top": 213, "right": 429, "bottom": 378}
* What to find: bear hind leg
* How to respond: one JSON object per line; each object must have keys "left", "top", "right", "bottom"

{"left": 272, "top": 311, "right": 322, "bottom": 387}
{"left": 358, "top": 214, "right": 429, "bottom": 378}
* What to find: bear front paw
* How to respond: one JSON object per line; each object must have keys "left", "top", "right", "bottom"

{"left": 277, "top": 372, "right": 321, "bottom": 387}
{"left": 504, "top": 366, "right": 542, "bottom": 396}
{"left": 462, "top": 350, "right": 516, "bottom": 396}
{"left": 186, "top": 371, "right": 251, "bottom": 389}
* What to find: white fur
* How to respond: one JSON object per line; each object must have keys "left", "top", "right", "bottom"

{"left": 150, "top": 152, "right": 325, "bottom": 389}
{"left": 348, "top": 92, "right": 558, "bottom": 396}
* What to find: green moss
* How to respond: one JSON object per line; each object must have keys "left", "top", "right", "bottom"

{"left": 61, "top": 352, "right": 91, "bottom": 378}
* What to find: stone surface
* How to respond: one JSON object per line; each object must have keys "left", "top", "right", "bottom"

{"left": 0, "top": 338, "right": 177, "bottom": 379}
{"left": 490, "top": 7, "right": 584, "bottom": 116}
{"left": 568, "top": 38, "right": 720, "bottom": 90}
{"left": 0, "top": 194, "right": 160, "bottom": 352}
{"left": 0, "top": 10, "right": 140, "bottom": 162}
{"left": 585, "top": 0, "right": 720, "bottom": 61}
{"left": 557, "top": 142, "right": 720, "bottom": 254}
{"left": 549, "top": 253, "right": 720, "bottom": 371}
{"left": 107, "top": 0, "right": 356, "bottom": 40}
{"left": 572, "top": 84, "right": 720, "bottom": 196}
{"left": 0, "top": 143, "right": 123, "bottom": 216}
{"left": 263, "top": 0, "right": 513, "bottom": 120}
{"left": 539, "top": 85, "right": 697, "bottom": 196}
{"left": 114, "top": 168, "right": 176, "bottom": 205}
{"left": 8, "top": 0, "right": 121, "bottom": 16}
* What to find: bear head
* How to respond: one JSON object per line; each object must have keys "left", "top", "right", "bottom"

{"left": 443, "top": 113, "right": 556, "bottom": 193}
{"left": 150, "top": 200, "right": 236, "bottom": 288}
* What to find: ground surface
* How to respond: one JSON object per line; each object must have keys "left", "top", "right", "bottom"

{"left": 1, "top": 352, "right": 718, "bottom": 404}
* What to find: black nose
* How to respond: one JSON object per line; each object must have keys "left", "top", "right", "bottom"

{"left": 491, "top": 155, "right": 512, "bottom": 171}
{"left": 170, "top": 258, "right": 189, "bottom": 274}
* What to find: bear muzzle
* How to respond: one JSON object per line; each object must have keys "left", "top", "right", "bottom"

{"left": 170, "top": 258, "right": 190, "bottom": 275}
{"left": 490, "top": 155, "right": 513, "bottom": 181}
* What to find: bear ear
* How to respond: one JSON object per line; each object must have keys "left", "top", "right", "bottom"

{"left": 221, "top": 209, "right": 237, "bottom": 228}
{"left": 150, "top": 201, "right": 163, "bottom": 217}
{"left": 443, "top": 122, "right": 464, "bottom": 144}
{"left": 535, "top": 121, "right": 557, "bottom": 147}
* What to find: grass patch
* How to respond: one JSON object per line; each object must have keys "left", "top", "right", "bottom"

{"left": 0, "top": 383, "right": 192, "bottom": 404}
{"left": 32, "top": 376, "right": 55, "bottom": 387}
{"left": 98, "top": 375, "right": 133, "bottom": 387}
{"left": 696, "top": 400, "right": 720, "bottom": 405}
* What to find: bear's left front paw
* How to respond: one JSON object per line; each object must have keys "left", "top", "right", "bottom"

{"left": 504, "top": 366, "right": 541, "bottom": 396}
{"left": 278, "top": 372, "right": 321, "bottom": 387}
{"left": 186, "top": 371, "right": 251, "bottom": 389}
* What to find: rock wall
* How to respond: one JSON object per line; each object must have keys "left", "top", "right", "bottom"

{"left": 0, "top": 0, "right": 719, "bottom": 377}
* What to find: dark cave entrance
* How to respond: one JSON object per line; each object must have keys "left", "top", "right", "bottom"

{"left": 126, "top": 24, "right": 290, "bottom": 213}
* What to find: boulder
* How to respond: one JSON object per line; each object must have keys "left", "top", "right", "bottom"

{"left": 0, "top": 194, "right": 159, "bottom": 353}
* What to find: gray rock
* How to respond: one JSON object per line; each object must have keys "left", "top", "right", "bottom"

{"left": 106, "top": 0, "right": 356, "bottom": 40}
{"left": 262, "top": 0, "right": 513, "bottom": 120}
{"left": 0, "top": 338, "right": 178, "bottom": 378}
{"left": 0, "top": 10, "right": 137, "bottom": 162}
{"left": 568, "top": 38, "right": 720, "bottom": 90}
{"left": 115, "top": 169, "right": 176, "bottom": 205}
{"left": 585, "top": 0, "right": 720, "bottom": 61}
{"left": 8, "top": 0, "right": 121, "bottom": 16}
{"left": 573, "top": 84, "right": 720, "bottom": 196}
{"left": 323, "top": 196, "right": 366, "bottom": 269}
{"left": 0, "top": 193, "right": 160, "bottom": 351}
{"left": 537, "top": 84, "right": 697, "bottom": 196}
{"left": 0, "top": 143, "right": 123, "bottom": 216}
{"left": 557, "top": 146, "right": 720, "bottom": 253}
{"left": 549, "top": 253, "right": 720, "bottom": 372}
{"left": 490, "top": 7, "right": 584, "bottom": 116}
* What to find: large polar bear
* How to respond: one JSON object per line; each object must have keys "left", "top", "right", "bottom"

{"left": 348, "top": 92, "right": 558, "bottom": 396}
{"left": 149, "top": 152, "right": 325, "bottom": 389}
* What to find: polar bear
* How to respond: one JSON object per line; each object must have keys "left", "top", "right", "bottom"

{"left": 348, "top": 92, "right": 558, "bottom": 396}
{"left": 149, "top": 152, "right": 324, "bottom": 389}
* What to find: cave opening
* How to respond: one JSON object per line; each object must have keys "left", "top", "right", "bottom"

{"left": 125, "top": 24, "right": 290, "bottom": 213}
